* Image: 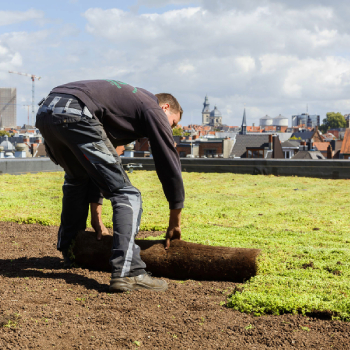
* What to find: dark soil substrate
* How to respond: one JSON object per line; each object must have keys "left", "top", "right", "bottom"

{"left": 0, "top": 222, "right": 349, "bottom": 349}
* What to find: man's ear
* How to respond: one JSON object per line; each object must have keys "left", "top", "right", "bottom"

{"left": 160, "top": 103, "right": 170, "bottom": 112}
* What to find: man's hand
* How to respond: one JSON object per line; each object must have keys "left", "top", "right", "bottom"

{"left": 165, "top": 208, "right": 182, "bottom": 249}
{"left": 90, "top": 203, "right": 109, "bottom": 240}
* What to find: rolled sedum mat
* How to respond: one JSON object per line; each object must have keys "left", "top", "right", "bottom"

{"left": 72, "top": 230, "right": 260, "bottom": 282}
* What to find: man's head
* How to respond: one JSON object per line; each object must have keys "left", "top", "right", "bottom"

{"left": 155, "top": 93, "right": 183, "bottom": 129}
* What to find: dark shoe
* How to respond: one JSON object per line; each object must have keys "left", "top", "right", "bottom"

{"left": 62, "top": 250, "right": 73, "bottom": 269}
{"left": 109, "top": 273, "right": 168, "bottom": 292}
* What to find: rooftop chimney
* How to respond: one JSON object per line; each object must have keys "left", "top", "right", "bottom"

{"left": 327, "top": 144, "right": 333, "bottom": 159}
{"left": 268, "top": 134, "right": 273, "bottom": 149}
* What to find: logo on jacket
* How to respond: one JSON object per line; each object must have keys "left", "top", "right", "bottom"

{"left": 104, "top": 80, "right": 137, "bottom": 93}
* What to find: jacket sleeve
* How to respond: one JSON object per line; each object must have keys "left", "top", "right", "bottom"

{"left": 144, "top": 108, "right": 185, "bottom": 210}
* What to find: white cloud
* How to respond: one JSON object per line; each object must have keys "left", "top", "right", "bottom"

{"left": 0, "top": 31, "right": 50, "bottom": 51}
{"left": 84, "top": 7, "right": 203, "bottom": 46}
{"left": 0, "top": 42, "right": 23, "bottom": 78}
{"left": 138, "top": 0, "right": 192, "bottom": 5}
{"left": 0, "top": 9, "right": 44, "bottom": 26}
{"left": 177, "top": 63, "right": 196, "bottom": 74}
{"left": 283, "top": 57, "right": 350, "bottom": 100}
{"left": 235, "top": 57, "right": 256, "bottom": 73}
{"left": 3, "top": 1, "right": 350, "bottom": 126}
{"left": 76, "top": 4, "right": 350, "bottom": 125}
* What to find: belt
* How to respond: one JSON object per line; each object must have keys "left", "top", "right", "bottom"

{"left": 37, "top": 95, "right": 93, "bottom": 118}
{"left": 38, "top": 105, "right": 93, "bottom": 118}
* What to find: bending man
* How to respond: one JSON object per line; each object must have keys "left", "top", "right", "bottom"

{"left": 36, "top": 80, "right": 184, "bottom": 293}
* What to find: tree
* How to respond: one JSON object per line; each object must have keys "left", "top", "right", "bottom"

{"left": 172, "top": 127, "right": 183, "bottom": 136}
{"left": 0, "top": 130, "right": 10, "bottom": 137}
{"left": 319, "top": 112, "right": 347, "bottom": 133}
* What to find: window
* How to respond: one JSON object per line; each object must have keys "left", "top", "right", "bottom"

{"left": 247, "top": 149, "right": 264, "bottom": 158}
{"left": 205, "top": 149, "right": 216, "bottom": 157}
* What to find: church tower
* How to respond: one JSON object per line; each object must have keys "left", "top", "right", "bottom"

{"left": 240, "top": 108, "right": 247, "bottom": 135}
{"left": 202, "top": 95, "right": 210, "bottom": 125}
{"left": 209, "top": 106, "right": 222, "bottom": 126}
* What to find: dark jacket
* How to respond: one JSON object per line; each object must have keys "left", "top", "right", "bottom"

{"left": 51, "top": 79, "right": 184, "bottom": 209}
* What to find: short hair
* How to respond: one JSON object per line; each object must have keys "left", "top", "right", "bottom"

{"left": 155, "top": 93, "right": 183, "bottom": 119}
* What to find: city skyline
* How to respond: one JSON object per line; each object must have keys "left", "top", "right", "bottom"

{"left": 1, "top": 1, "right": 350, "bottom": 126}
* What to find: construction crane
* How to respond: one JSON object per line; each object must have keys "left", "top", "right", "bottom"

{"left": 0, "top": 103, "right": 32, "bottom": 127}
{"left": 23, "top": 105, "right": 31, "bottom": 126}
{"left": 8, "top": 71, "right": 41, "bottom": 127}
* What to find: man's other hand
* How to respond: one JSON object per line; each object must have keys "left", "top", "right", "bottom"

{"left": 165, "top": 208, "right": 182, "bottom": 249}
{"left": 90, "top": 203, "right": 109, "bottom": 240}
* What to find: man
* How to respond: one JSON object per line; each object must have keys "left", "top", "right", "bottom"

{"left": 36, "top": 79, "right": 184, "bottom": 293}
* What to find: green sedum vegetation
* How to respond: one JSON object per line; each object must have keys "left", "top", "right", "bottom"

{"left": 1, "top": 171, "right": 350, "bottom": 320}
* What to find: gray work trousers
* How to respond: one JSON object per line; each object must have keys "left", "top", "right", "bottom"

{"left": 35, "top": 94, "right": 146, "bottom": 278}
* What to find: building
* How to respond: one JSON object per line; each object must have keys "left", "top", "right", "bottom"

{"left": 327, "top": 140, "right": 343, "bottom": 159}
{"left": 0, "top": 88, "right": 17, "bottom": 128}
{"left": 259, "top": 114, "right": 289, "bottom": 130}
{"left": 240, "top": 108, "right": 247, "bottom": 135}
{"left": 313, "top": 142, "right": 330, "bottom": 158}
{"left": 344, "top": 114, "right": 350, "bottom": 128}
{"left": 292, "top": 113, "right": 320, "bottom": 128}
{"left": 259, "top": 115, "right": 273, "bottom": 127}
{"left": 281, "top": 140, "right": 300, "bottom": 159}
{"left": 339, "top": 129, "right": 350, "bottom": 159}
{"left": 292, "top": 149, "right": 325, "bottom": 160}
{"left": 291, "top": 128, "right": 323, "bottom": 143}
{"left": 327, "top": 128, "right": 347, "bottom": 140}
{"left": 273, "top": 114, "right": 288, "bottom": 130}
{"left": 0, "top": 135, "right": 15, "bottom": 154}
{"left": 230, "top": 134, "right": 284, "bottom": 159}
{"left": 131, "top": 137, "right": 151, "bottom": 157}
{"left": 201, "top": 95, "right": 222, "bottom": 127}
{"left": 322, "top": 132, "right": 337, "bottom": 141}
{"left": 0, "top": 134, "right": 43, "bottom": 158}
{"left": 176, "top": 137, "right": 234, "bottom": 158}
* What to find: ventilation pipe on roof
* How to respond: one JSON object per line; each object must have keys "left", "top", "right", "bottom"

{"left": 268, "top": 134, "right": 273, "bottom": 150}
{"left": 330, "top": 140, "right": 336, "bottom": 151}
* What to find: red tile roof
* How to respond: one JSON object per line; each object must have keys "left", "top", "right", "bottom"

{"left": 324, "top": 132, "right": 336, "bottom": 138}
{"left": 313, "top": 142, "right": 330, "bottom": 151}
{"left": 247, "top": 126, "right": 262, "bottom": 132}
{"left": 263, "top": 126, "right": 276, "bottom": 131}
{"left": 340, "top": 129, "right": 350, "bottom": 155}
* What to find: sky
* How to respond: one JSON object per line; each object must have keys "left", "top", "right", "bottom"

{"left": 1, "top": 0, "right": 350, "bottom": 127}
